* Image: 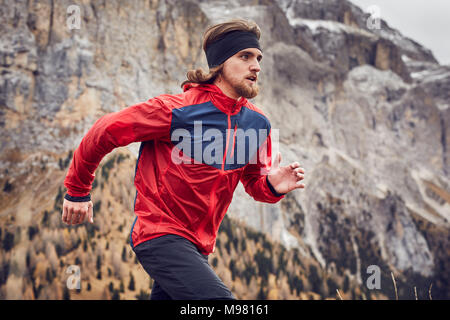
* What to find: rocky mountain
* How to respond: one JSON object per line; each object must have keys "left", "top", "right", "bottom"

{"left": 0, "top": 0, "right": 448, "bottom": 299}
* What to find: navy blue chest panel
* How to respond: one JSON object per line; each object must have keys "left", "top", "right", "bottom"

{"left": 170, "top": 101, "right": 270, "bottom": 170}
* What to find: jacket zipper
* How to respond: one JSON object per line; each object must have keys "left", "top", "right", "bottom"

{"left": 221, "top": 102, "right": 236, "bottom": 171}
{"left": 204, "top": 102, "right": 237, "bottom": 252}
{"left": 221, "top": 114, "right": 231, "bottom": 171}
{"left": 230, "top": 122, "right": 237, "bottom": 158}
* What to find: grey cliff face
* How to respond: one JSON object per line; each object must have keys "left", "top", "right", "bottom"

{"left": 0, "top": 0, "right": 448, "bottom": 298}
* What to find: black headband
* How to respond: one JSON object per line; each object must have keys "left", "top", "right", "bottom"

{"left": 205, "top": 30, "right": 262, "bottom": 68}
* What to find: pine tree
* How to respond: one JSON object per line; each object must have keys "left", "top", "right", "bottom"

{"left": 63, "top": 287, "right": 70, "bottom": 300}
{"left": 45, "top": 267, "right": 54, "bottom": 284}
{"left": 135, "top": 289, "right": 150, "bottom": 300}
{"left": 2, "top": 231, "right": 14, "bottom": 252}
{"left": 96, "top": 255, "right": 102, "bottom": 271}
{"left": 111, "top": 289, "right": 120, "bottom": 300}
{"left": 257, "top": 285, "right": 267, "bottom": 300}
{"left": 128, "top": 272, "right": 135, "bottom": 291}
{"left": 121, "top": 246, "right": 127, "bottom": 262}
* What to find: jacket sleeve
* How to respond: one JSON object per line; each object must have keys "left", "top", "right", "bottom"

{"left": 64, "top": 97, "right": 172, "bottom": 197}
{"left": 239, "top": 129, "right": 285, "bottom": 203}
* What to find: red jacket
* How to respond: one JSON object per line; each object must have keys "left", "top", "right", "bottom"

{"left": 64, "top": 83, "right": 285, "bottom": 254}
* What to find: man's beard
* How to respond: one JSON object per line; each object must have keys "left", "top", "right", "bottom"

{"left": 233, "top": 79, "right": 259, "bottom": 99}
{"left": 222, "top": 71, "right": 259, "bottom": 99}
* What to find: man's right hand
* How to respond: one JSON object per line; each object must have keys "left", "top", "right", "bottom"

{"left": 62, "top": 198, "right": 94, "bottom": 225}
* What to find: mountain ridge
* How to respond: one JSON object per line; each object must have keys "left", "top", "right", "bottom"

{"left": 0, "top": 0, "right": 448, "bottom": 299}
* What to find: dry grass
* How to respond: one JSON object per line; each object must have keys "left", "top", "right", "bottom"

{"left": 391, "top": 272, "right": 398, "bottom": 300}
{"left": 428, "top": 283, "right": 433, "bottom": 300}
{"left": 334, "top": 273, "right": 433, "bottom": 300}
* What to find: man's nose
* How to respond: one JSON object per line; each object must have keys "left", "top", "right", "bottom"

{"left": 250, "top": 59, "right": 261, "bottom": 72}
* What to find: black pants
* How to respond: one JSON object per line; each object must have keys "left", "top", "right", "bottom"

{"left": 132, "top": 234, "right": 235, "bottom": 300}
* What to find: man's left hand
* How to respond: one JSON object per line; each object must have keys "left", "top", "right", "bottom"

{"left": 267, "top": 152, "right": 305, "bottom": 194}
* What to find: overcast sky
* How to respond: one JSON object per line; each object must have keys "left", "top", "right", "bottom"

{"left": 349, "top": 0, "right": 450, "bottom": 65}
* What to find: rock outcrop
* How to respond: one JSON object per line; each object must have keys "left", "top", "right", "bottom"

{"left": 0, "top": 0, "right": 448, "bottom": 299}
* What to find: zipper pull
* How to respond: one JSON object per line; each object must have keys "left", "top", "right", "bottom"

{"left": 230, "top": 122, "right": 237, "bottom": 158}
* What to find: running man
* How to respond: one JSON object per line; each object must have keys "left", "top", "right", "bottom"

{"left": 62, "top": 18, "right": 305, "bottom": 300}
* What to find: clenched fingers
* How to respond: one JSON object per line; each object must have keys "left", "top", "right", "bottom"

{"left": 290, "top": 162, "right": 301, "bottom": 169}
{"left": 87, "top": 202, "right": 94, "bottom": 223}
{"left": 74, "top": 205, "right": 89, "bottom": 225}
{"left": 62, "top": 205, "right": 69, "bottom": 224}
{"left": 293, "top": 167, "right": 305, "bottom": 174}
{"left": 62, "top": 199, "right": 92, "bottom": 225}
{"left": 66, "top": 206, "right": 74, "bottom": 225}
{"left": 295, "top": 180, "right": 306, "bottom": 188}
{"left": 293, "top": 165, "right": 305, "bottom": 189}
{"left": 73, "top": 208, "right": 85, "bottom": 225}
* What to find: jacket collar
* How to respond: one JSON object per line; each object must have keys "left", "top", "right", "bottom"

{"left": 183, "top": 83, "right": 247, "bottom": 115}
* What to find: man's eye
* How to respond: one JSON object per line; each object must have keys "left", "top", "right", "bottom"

{"left": 241, "top": 55, "right": 248, "bottom": 59}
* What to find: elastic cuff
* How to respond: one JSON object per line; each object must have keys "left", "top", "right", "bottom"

{"left": 64, "top": 193, "right": 91, "bottom": 202}
{"left": 266, "top": 175, "right": 285, "bottom": 197}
